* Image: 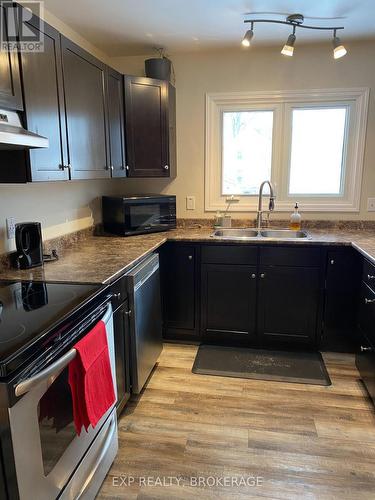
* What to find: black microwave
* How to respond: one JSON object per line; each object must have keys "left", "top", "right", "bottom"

{"left": 102, "top": 195, "right": 176, "bottom": 236}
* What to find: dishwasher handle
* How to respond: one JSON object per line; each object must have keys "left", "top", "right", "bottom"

{"left": 133, "top": 261, "right": 159, "bottom": 293}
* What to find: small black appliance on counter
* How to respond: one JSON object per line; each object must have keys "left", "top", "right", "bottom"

{"left": 15, "top": 221, "right": 43, "bottom": 269}
{"left": 102, "top": 194, "right": 176, "bottom": 236}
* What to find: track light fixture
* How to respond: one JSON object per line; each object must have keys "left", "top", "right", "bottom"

{"left": 242, "top": 13, "right": 347, "bottom": 60}
{"left": 242, "top": 23, "right": 254, "bottom": 47}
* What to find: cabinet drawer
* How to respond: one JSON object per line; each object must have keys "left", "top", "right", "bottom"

{"left": 110, "top": 275, "right": 128, "bottom": 310}
{"left": 201, "top": 245, "right": 258, "bottom": 265}
{"left": 363, "top": 259, "right": 375, "bottom": 291}
{"left": 260, "top": 246, "right": 321, "bottom": 267}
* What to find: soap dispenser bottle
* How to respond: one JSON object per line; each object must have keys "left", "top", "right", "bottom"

{"left": 290, "top": 203, "right": 301, "bottom": 230}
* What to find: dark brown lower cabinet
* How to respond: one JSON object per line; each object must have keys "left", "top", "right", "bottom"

{"left": 160, "top": 243, "right": 199, "bottom": 340}
{"left": 322, "top": 248, "right": 361, "bottom": 351}
{"left": 201, "top": 263, "right": 257, "bottom": 344}
{"left": 356, "top": 331, "right": 375, "bottom": 404}
{"left": 258, "top": 266, "right": 321, "bottom": 347}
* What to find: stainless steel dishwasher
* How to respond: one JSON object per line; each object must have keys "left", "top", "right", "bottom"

{"left": 126, "top": 253, "right": 163, "bottom": 393}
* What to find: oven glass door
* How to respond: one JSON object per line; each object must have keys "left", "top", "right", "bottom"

{"left": 125, "top": 199, "right": 175, "bottom": 232}
{"left": 8, "top": 304, "right": 116, "bottom": 499}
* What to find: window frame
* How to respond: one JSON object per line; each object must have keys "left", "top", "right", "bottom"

{"left": 205, "top": 88, "right": 369, "bottom": 212}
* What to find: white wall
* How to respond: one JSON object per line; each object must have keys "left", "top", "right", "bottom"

{"left": 110, "top": 40, "right": 375, "bottom": 221}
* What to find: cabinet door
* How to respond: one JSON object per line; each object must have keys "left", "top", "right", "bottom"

{"left": 112, "top": 300, "right": 131, "bottom": 415}
{"left": 61, "top": 36, "right": 109, "bottom": 179}
{"left": 322, "top": 248, "right": 361, "bottom": 351}
{"left": 160, "top": 244, "right": 197, "bottom": 335}
{"left": 201, "top": 264, "right": 257, "bottom": 343}
{"left": 106, "top": 67, "right": 126, "bottom": 178}
{"left": 258, "top": 266, "right": 320, "bottom": 346}
{"left": 124, "top": 76, "right": 169, "bottom": 177}
{"left": 0, "top": 6, "right": 23, "bottom": 110}
{"left": 21, "top": 16, "right": 68, "bottom": 181}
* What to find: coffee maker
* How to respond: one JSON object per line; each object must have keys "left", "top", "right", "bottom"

{"left": 15, "top": 222, "right": 43, "bottom": 269}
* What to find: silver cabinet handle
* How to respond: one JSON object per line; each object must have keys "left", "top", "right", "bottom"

{"left": 126, "top": 165, "right": 130, "bottom": 171}
{"left": 15, "top": 348, "right": 77, "bottom": 397}
{"left": 330, "top": 260, "right": 335, "bottom": 265}
{"left": 368, "top": 275, "right": 375, "bottom": 280}
{"left": 365, "top": 298, "right": 375, "bottom": 304}
{"left": 188, "top": 255, "right": 193, "bottom": 260}
{"left": 164, "top": 165, "right": 169, "bottom": 170}
{"left": 110, "top": 165, "right": 114, "bottom": 171}
{"left": 251, "top": 273, "right": 256, "bottom": 279}
{"left": 112, "top": 292, "right": 121, "bottom": 300}
{"left": 361, "top": 346, "right": 372, "bottom": 352}
{"left": 260, "top": 273, "right": 265, "bottom": 279}
{"left": 125, "top": 309, "right": 132, "bottom": 316}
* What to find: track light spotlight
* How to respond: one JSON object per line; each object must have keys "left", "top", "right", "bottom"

{"left": 281, "top": 28, "right": 296, "bottom": 56}
{"left": 332, "top": 31, "right": 347, "bottom": 59}
{"left": 242, "top": 23, "right": 254, "bottom": 47}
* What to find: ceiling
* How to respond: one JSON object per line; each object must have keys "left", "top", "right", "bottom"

{"left": 43, "top": 0, "right": 375, "bottom": 56}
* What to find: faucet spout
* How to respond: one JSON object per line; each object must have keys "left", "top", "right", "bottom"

{"left": 256, "top": 180, "right": 276, "bottom": 229}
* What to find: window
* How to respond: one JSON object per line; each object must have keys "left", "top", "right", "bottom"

{"left": 205, "top": 89, "right": 369, "bottom": 212}
{"left": 222, "top": 111, "right": 273, "bottom": 195}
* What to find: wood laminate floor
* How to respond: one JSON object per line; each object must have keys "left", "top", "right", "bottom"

{"left": 98, "top": 344, "right": 375, "bottom": 500}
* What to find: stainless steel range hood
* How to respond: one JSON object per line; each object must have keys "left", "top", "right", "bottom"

{"left": 0, "top": 109, "right": 49, "bottom": 149}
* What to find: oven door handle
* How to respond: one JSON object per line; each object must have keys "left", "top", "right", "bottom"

{"left": 15, "top": 348, "right": 77, "bottom": 397}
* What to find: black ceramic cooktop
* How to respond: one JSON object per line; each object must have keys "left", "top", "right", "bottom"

{"left": 0, "top": 280, "right": 103, "bottom": 376}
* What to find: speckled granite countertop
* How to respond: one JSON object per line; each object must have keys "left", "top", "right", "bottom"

{"left": 0, "top": 226, "right": 375, "bottom": 284}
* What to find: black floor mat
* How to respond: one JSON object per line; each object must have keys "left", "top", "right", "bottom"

{"left": 192, "top": 345, "right": 331, "bottom": 386}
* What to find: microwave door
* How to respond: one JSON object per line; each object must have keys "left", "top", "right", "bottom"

{"left": 126, "top": 203, "right": 170, "bottom": 232}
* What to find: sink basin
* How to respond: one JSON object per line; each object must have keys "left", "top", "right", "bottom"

{"left": 211, "top": 228, "right": 311, "bottom": 241}
{"left": 212, "top": 228, "right": 259, "bottom": 239}
{"left": 260, "top": 229, "right": 310, "bottom": 239}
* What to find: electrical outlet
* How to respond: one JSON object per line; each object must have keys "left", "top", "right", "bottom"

{"left": 367, "top": 198, "right": 375, "bottom": 212}
{"left": 186, "top": 196, "right": 195, "bottom": 210}
{"left": 6, "top": 218, "right": 16, "bottom": 239}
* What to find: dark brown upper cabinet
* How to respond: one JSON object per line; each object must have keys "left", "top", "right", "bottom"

{"left": 106, "top": 67, "right": 126, "bottom": 178}
{"left": 0, "top": 5, "right": 23, "bottom": 111}
{"left": 61, "top": 36, "right": 110, "bottom": 180}
{"left": 20, "top": 14, "right": 69, "bottom": 181}
{"left": 124, "top": 76, "right": 176, "bottom": 178}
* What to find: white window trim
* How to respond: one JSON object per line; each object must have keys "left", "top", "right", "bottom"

{"left": 205, "top": 88, "right": 369, "bottom": 212}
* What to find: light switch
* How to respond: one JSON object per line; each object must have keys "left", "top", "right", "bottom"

{"left": 186, "top": 196, "right": 195, "bottom": 210}
{"left": 367, "top": 198, "right": 375, "bottom": 211}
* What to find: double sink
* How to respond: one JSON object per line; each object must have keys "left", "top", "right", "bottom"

{"left": 211, "top": 228, "right": 311, "bottom": 241}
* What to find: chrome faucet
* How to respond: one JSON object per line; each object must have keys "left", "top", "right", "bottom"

{"left": 256, "top": 180, "right": 276, "bottom": 229}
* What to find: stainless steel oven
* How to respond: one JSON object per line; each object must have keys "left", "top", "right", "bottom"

{"left": 5, "top": 296, "right": 117, "bottom": 500}
{"left": 102, "top": 194, "right": 176, "bottom": 236}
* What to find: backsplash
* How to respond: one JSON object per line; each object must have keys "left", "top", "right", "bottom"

{"left": 176, "top": 218, "right": 375, "bottom": 230}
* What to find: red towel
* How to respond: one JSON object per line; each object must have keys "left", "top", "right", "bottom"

{"left": 68, "top": 320, "right": 116, "bottom": 435}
